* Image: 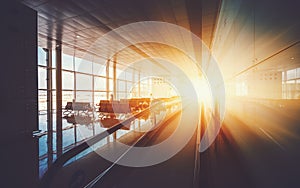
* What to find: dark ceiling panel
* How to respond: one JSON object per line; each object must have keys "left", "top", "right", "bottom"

{"left": 23, "top": 0, "right": 48, "bottom": 7}
{"left": 22, "top": 0, "right": 221, "bottom": 65}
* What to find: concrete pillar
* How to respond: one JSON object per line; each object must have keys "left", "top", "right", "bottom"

{"left": 56, "top": 45, "right": 63, "bottom": 157}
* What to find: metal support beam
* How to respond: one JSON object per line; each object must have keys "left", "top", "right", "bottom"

{"left": 73, "top": 54, "right": 76, "bottom": 102}
{"left": 56, "top": 45, "right": 63, "bottom": 157}
{"left": 283, "top": 70, "right": 287, "bottom": 99}
{"left": 132, "top": 69, "right": 135, "bottom": 98}
{"left": 113, "top": 57, "right": 117, "bottom": 99}
{"left": 138, "top": 71, "right": 141, "bottom": 97}
{"left": 113, "top": 57, "right": 117, "bottom": 141}
{"left": 106, "top": 59, "right": 110, "bottom": 100}
{"left": 44, "top": 48, "right": 53, "bottom": 167}
{"left": 92, "top": 62, "right": 95, "bottom": 106}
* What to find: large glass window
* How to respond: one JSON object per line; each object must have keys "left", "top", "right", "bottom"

{"left": 109, "top": 79, "right": 113, "bottom": 91}
{"left": 117, "top": 92, "right": 127, "bottom": 100}
{"left": 52, "top": 69, "right": 56, "bottom": 90}
{"left": 297, "top": 80, "right": 300, "bottom": 90}
{"left": 38, "top": 90, "right": 47, "bottom": 111}
{"left": 94, "top": 76, "right": 106, "bottom": 91}
{"left": 109, "top": 65, "right": 114, "bottom": 78}
{"left": 297, "top": 68, "right": 300, "bottom": 79}
{"left": 38, "top": 67, "right": 47, "bottom": 89}
{"left": 52, "top": 92, "right": 56, "bottom": 110}
{"left": 117, "top": 80, "right": 126, "bottom": 92}
{"left": 287, "top": 69, "right": 296, "bottom": 80}
{"left": 52, "top": 50, "right": 56, "bottom": 68}
{"left": 93, "top": 63, "right": 106, "bottom": 76}
{"left": 126, "top": 71, "right": 133, "bottom": 81}
{"left": 38, "top": 48, "right": 47, "bottom": 66}
{"left": 135, "top": 72, "right": 139, "bottom": 82}
{"left": 62, "top": 54, "right": 74, "bottom": 71}
{"left": 127, "top": 82, "right": 133, "bottom": 92}
{"left": 62, "top": 71, "right": 74, "bottom": 90}
{"left": 38, "top": 48, "right": 118, "bottom": 176}
{"left": 75, "top": 57, "right": 93, "bottom": 74}
{"left": 282, "top": 68, "right": 300, "bottom": 99}
{"left": 117, "top": 68, "right": 125, "bottom": 80}
{"left": 62, "top": 91, "right": 74, "bottom": 106}
{"left": 76, "top": 91, "right": 93, "bottom": 102}
{"left": 94, "top": 92, "right": 106, "bottom": 103}
{"left": 76, "top": 74, "right": 93, "bottom": 91}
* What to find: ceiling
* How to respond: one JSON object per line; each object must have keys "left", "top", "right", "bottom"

{"left": 21, "top": 0, "right": 300, "bottom": 80}
{"left": 22, "top": 0, "right": 221, "bottom": 67}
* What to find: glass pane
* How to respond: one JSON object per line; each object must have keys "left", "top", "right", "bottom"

{"left": 297, "top": 80, "right": 300, "bottom": 91}
{"left": 109, "top": 79, "right": 113, "bottom": 91}
{"left": 286, "top": 80, "right": 295, "bottom": 84}
{"left": 94, "top": 76, "right": 106, "bottom": 91}
{"left": 117, "top": 80, "right": 126, "bottom": 92}
{"left": 75, "top": 57, "right": 93, "bottom": 74}
{"left": 130, "top": 85, "right": 138, "bottom": 98}
{"left": 135, "top": 72, "right": 139, "bottom": 82}
{"left": 94, "top": 92, "right": 107, "bottom": 104}
{"left": 126, "top": 71, "right": 133, "bottom": 81}
{"left": 132, "top": 70, "right": 136, "bottom": 82}
{"left": 52, "top": 92, "right": 56, "bottom": 110}
{"left": 52, "top": 69, "right": 56, "bottom": 90}
{"left": 38, "top": 67, "right": 47, "bottom": 89}
{"left": 52, "top": 50, "right": 56, "bottom": 68}
{"left": 287, "top": 69, "right": 296, "bottom": 80}
{"left": 62, "top": 54, "right": 74, "bottom": 70}
{"left": 127, "top": 82, "right": 133, "bottom": 92}
{"left": 286, "top": 80, "right": 296, "bottom": 99}
{"left": 62, "top": 71, "right": 74, "bottom": 90}
{"left": 109, "top": 65, "right": 114, "bottom": 79}
{"left": 38, "top": 90, "right": 47, "bottom": 111}
{"left": 93, "top": 63, "right": 106, "bottom": 76}
{"left": 297, "top": 68, "right": 300, "bottom": 79}
{"left": 63, "top": 129, "right": 75, "bottom": 149}
{"left": 117, "top": 92, "right": 127, "bottom": 100}
{"left": 117, "top": 68, "right": 125, "bottom": 80}
{"left": 62, "top": 91, "right": 74, "bottom": 107}
{"left": 76, "top": 91, "right": 92, "bottom": 102}
{"left": 38, "top": 47, "right": 46, "bottom": 66}
{"left": 76, "top": 74, "right": 92, "bottom": 90}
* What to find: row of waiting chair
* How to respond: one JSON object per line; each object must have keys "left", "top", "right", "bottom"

{"left": 63, "top": 98, "right": 151, "bottom": 116}
{"left": 98, "top": 98, "right": 151, "bottom": 114}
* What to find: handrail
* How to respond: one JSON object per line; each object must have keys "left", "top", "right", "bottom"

{"left": 39, "top": 99, "right": 180, "bottom": 188}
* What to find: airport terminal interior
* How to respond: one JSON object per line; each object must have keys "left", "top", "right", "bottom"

{"left": 1, "top": 0, "right": 300, "bottom": 187}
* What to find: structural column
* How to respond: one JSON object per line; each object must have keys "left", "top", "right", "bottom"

{"left": 105, "top": 59, "right": 111, "bottom": 143}
{"left": 113, "top": 57, "right": 117, "bottom": 98}
{"left": 106, "top": 59, "right": 110, "bottom": 100}
{"left": 138, "top": 71, "right": 141, "bottom": 97}
{"left": 2, "top": 2, "right": 39, "bottom": 187}
{"left": 56, "top": 45, "right": 63, "bottom": 157}
{"left": 73, "top": 55, "right": 77, "bottom": 102}
{"left": 113, "top": 57, "right": 117, "bottom": 140}
{"left": 45, "top": 48, "right": 53, "bottom": 166}
{"left": 284, "top": 70, "right": 287, "bottom": 99}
